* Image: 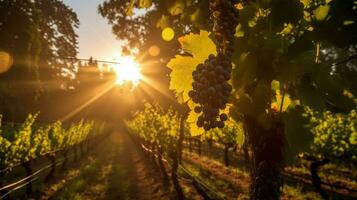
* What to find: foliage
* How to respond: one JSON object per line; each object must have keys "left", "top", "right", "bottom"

{"left": 306, "top": 108, "right": 357, "bottom": 162}
{"left": 165, "top": 0, "right": 356, "bottom": 197}
{"left": 167, "top": 31, "right": 218, "bottom": 135}
{"left": 0, "top": 0, "right": 80, "bottom": 122}
{"left": 167, "top": 31, "right": 217, "bottom": 101}
{"left": 167, "top": 0, "right": 357, "bottom": 159}
{"left": 0, "top": 114, "right": 108, "bottom": 172}
{"left": 0, "top": 0, "right": 79, "bottom": 80}
{"left": 126, "top": 103, "right": 183, "bottom": 151}
{"left": 206, "top": 119, "right": 244, "bottom": 148}
{"left": 99, "top": 0, "right": 211, "bottom": 53}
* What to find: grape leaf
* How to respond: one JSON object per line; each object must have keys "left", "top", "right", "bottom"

{"left": 177, "top": 30, "right": 217, "bottom": 61}
{"left": 283, "top": 106, "right": 313, "bottom": 163}
{"left": 167, "top": 30, "right": 216, "bottom": 101}
{"left": 314, "top": 5, "right": 330, "bottom": 21}
{"left": 187, "top": 106, "right": 204, "bottom": 136}
{"left": 167, "top": 55, "right": 201, "bottom": 101}
{"left": 271, "top": 80, "right": 298, "bottom": 112}
{"left": 297, "top": 79, "right": 326, "bottom": 112}
{"left": 167, "top": 30, "right": 217, "bottom": 134}
{"left": 232, "top": 52, "right": 258, "bottom": 91}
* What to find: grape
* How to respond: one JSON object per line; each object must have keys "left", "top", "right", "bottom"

{"left": 197, "top": 119, "right": 204, "bottom": 128}
{"left": 188, "top": 53, "right": 234, "bottom": 131}
{"left": 194, "top": 106, "right": 202, "bottom": 113}
{"left": 188, "top": 90, "right": 195, "bottom": 98}
{"left": 217, "top": 121, "right": 225, "bottom": 128}
{"left": 220, "top": 113, "right": 228, "bottom": 121}
{"left": 204, "top": 123, "right": 211, "bottom": 131}
{"left": 187, "top": 0, "right": 238, "bottom": 131}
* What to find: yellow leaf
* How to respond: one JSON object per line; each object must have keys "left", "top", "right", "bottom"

{"left": 178, "top": 30, "right": 217, "bottom": 61}
{"left": 187, "top": 101, "right": 205, "bottom": 136}
{"left": 187, "top": 110, "right": 204, "bottom": 136}
{"left": 125, "top": 0, "right": 136, "bottom": 16}
{"left": 167, "top": 55, "right": 200, "bottom": 101}
{"left": 167, "top": 30, "right": 216, "bottom": 101}
{"left": 272, "top": 90, "right": 295, "bottom": 112}
{"left": 235, "top": 24, "right": 245, "bottom": 37}
{"left": 167, "top": 30, "right": 217, "bottom": 134}
{"left": 139, "top": 0, "right": 152, "bottom": 8}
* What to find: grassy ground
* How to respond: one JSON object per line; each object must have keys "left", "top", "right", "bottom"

{"left": 5, "top": 133, "right": 355, "bottom": 200}
{"left": 182, "top": 148, "right": 357, "bottom": 200}
{"left": 3, "top": 132, "right": 178, "bottom": 200}
{"left": 39, "top": 132, "right": 175, "bottom": 200}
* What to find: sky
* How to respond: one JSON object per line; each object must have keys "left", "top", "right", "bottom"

{"left": 63, "top": 0, "right": 123, "bottom": 61}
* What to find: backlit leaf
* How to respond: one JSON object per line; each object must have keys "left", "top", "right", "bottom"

{"left": 314, "top": 5, "right": 330, "bottom": 21}
{"left": 178, "top": 30, "right": 217, "bottom": 61}
{"left": 167, "top": 30, "right": 216, "bottom": 101}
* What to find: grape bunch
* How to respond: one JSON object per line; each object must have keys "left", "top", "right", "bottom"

{"left": 189, "top": 53, "right": 232, "bottom": 131}
{"left": 210, "top": 0, "right": 239, "bottom": 55}
{"left": 188, "top": 0, "right": 238, "bottom": 131}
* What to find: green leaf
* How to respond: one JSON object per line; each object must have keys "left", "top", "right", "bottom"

{"left": 232, "top": 53, "right": 258, "bottom": 91}
{"left": 270, "top": 0, "right": 304, "bottom": 27}
{"left": 283, "top": 106, "right": 313, "bottom": 163}
{"left": 271, "top": 80, "right": 280, "bottom": 90}
{"left": 251, "top": 82, "right": 270, "bottom": 115}
{"left": 314, "top": 70, "right": 356, "bottom": 111}
{"left": 271, "top": 89, "right": 296, "bottom": 112}
{"left": 314, "top": 5, "right": 330, "bottom": 21}
{"left": 257, "top": 112, "right": 272, "bottom": 130}
{"left": 234, "top": 24, "right": 245, "bottom": 37}
{"left": 235, "top": 94, "right": 255, "bottom": 117}
{"left": 287, "top": 32, "right": 314, "bottom": 58}
{"left": 297, "top": 78, "right": 326, "bottom": 111}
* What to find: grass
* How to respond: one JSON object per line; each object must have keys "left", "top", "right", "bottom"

{"left": 282, "top": 185, "right": 322, "bottom": 200}
{"left": 50, "top": 157, "right": 100, "bottom": 200}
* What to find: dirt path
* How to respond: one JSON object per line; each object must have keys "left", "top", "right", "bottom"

{"left": 40, "top": 132, "right": 173, "bottom": 200}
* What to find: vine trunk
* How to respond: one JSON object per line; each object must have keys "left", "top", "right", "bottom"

{"left": 245, "top": 116, "right": 284, "bottom": 200}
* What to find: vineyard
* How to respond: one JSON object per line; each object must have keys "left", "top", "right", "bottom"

{"left": 1, "top": 0, "right": 357, "bottom": 199}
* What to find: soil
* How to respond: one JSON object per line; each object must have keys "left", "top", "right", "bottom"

{"left": 39, "top": 132, "right": 175, "bottom": 200}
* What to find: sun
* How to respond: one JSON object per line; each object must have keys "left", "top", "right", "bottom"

{"left": 112, "top": 56, "right": 142, "bottom": 85}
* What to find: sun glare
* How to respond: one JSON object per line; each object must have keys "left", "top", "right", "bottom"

{"left": 112, "top": 56, "right": 142, "bottom": 85}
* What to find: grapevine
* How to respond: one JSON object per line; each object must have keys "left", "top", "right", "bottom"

{"left": 0, "top": 114, "right": 109, "bottom": 172}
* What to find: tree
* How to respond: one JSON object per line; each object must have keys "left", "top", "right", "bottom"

{"left": 98, "top": 0, "right": 211, "bottom": 55}
{"left": 0, "top": 0, "right": 79, "bottom": 121}
{"left": 0, "top": 0, "right": 79, "bottom": 81}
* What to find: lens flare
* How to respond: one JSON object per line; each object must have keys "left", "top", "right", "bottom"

{"left": 162, "top": 27, "right": 175, "bottom": 41}
{"left": 0, "top": 51, "right": 13, "bottom": 74}
{"left": 148, "top": 45, "right": 160, "bottom": 57}
{"left": 112, "top": 56, "right": 142, "bottom": 85}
